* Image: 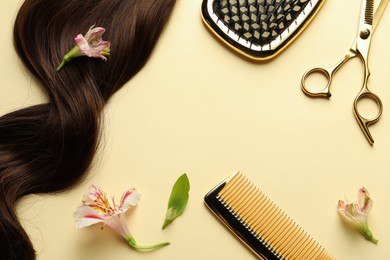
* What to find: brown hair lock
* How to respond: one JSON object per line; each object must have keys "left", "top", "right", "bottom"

{"left": 0, "top": 0, "right": 176, "bottom": 259}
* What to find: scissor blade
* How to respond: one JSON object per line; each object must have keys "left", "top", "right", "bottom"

{"left": 364, "top": 0, "right": 375, "bottom": 25}
{"left": 373, "top": 0, "right": 389, "bottom": 31}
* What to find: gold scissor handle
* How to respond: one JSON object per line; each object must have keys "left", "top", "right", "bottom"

{"left": 301, "top": 53, "right": 356, "bottom": 98}
{"left": 301, "top": 67, "right": 333, "bottom": 97}
{"left": 353, "top": 89, "right": 383, "bottom": 145}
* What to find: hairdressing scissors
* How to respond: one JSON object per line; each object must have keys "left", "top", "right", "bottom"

{"left": 301, "top": 0, "right": 388, "bottom": 145}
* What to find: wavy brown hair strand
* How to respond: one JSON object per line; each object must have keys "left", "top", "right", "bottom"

{"left": 0, "top": 0, "right": 176, "bottom": 259}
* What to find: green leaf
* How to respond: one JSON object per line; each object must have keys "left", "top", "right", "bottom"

{"left": 162, "top": 173, "right": 190, "bottom": 229}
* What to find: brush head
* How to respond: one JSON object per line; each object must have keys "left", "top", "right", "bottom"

{"left": 201, "top": 0, "right": 325, "bottom": 61}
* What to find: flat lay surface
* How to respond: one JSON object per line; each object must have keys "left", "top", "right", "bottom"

{"left": 1, "top": 0, "right": 390, "bottom": 259}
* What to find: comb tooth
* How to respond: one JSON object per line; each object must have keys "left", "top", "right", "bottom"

{"left": 230, "top": 184, "right": 254, "bottom": 220}
{"left": 228, "top": 181, "right": 252, "bottom": 211}
{"left": 289, "top": 232, "right": 318, "bottom": 259}
{"left": 283, "top": 229, "right": 307, "bottom": 258}
{"left": 255, "top": 205, "right": 280, "bottom": 238}
{"left": 246, "top": 199, "right": 270, "bottom": 234}
{"left": 277, "top": 225, "right": 303, "bottom": 256}
{"left": 326, "top": 251, "right": 335, "bottom": 260}
{"left": 220, "top": 174, "right": 245, "bottom": 198}
{"left": 250, "top": 198, "right": 274, "bottom": 233}
{"left": 265, "top": 213, "right": 290, "bottom": 247}
{"left": 218, "top": 172, "right": 242, "bottom": 198}
{"left": 299, "top": 239, "right": 317, "bottom": 259}
{"left": 300, "top": 240, "right": 320, "bottom": 259}
{"left": 217, "top": 177, "right": 241, "bottom": 211}
{"left": 237, "top": 187, "right": 261, "bottom": 219}
{"left": 244, "top": 192, "right": 268, "bottom": 226}
{"left": 309, "top": 243, "right": 334, "bottom": 260}
{"left": 252, "top": 202, "right": 279, "bottom": 239}
{"left": 238, "top": 191, "right": 260, "bottom": 222}
{"left": 313, "top": 245, "right": 331, "bottom": 260}
{"left": 271, "top": 217, "right": 297, "bottom": 246}
{"left": 315, "top": 248, "right": 328, "bottom": 259}
{"left": 219, "top": 174, "right": 246, "bottom": 202}
{"left": 260, "top": 208, "right": 284, "bottom": 241}
{"left": 205, "top": 173, "right": 334, "bottom": 259}
{"left": 233, "top": 183, "right": 253, "bottom": 211}
{"left": 247, "top": 202, "right": 272, "bottom": 239}
{"left": 261, "top": 208, "right": 283, "bottom": 236}
{"left": 234, "top": 184, "right": 257, "bottom": 217}
{"left": 291, "top": 233, "right": 310, "bottom": 259}
{"left": 290, "top": 233, "right": 313, "bottom": 258}
{"left": 274, "top": 221, "right": 295, "bottom": 254}
{"left": 259, "top": 210, "right": 287, "bottom": 255}
{"left": 244, "top": 194, "right": 268, "bottom": 235}
{"left": 317, "top": 248, "right": 335, "bottom": 260}
{"left": 305, "top": 243, "right": 323, "bottom": 260}
{"left": 226, "top": 175, "right": 247, "bottom": 196}
{"left": 272, "top": 220, "right": 297, "bottom": 253}
{"left": 365, "top": 0, "right": 374, "bottom": 24}
{"left": 264, "top": 216, "right": 299, "bottom": 256}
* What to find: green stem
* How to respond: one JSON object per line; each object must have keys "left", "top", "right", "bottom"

{"left": 361, "top": 224, "right": 378, "bottom": 244}
{"left": 56, "top": 60, "right": 66, "bottom": 72}
{"left": 56, "top": 46, "right": 81, "bottom": 72}
{"left": 127, "top": 237, "right": 170, "bottom": 251}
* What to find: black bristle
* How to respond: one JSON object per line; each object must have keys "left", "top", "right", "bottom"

{"left": 213, "top": 0, "right": 311, "bottom": 45}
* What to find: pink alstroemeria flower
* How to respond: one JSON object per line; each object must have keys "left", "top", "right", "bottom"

{"left": 56, "top": 25, "right": 111, "bottom": 72}
{"left": 73, "top": 185, "right": 170, "bottom": 251}
{"left": 337, "top": 187, "right": 378, "bottom": 244}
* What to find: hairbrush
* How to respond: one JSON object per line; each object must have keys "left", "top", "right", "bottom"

{"left": 204, "top": 172, "right": 335, "bottom": 259}
{"left": 201, "top": 0, "right": 325, "bottom": 61}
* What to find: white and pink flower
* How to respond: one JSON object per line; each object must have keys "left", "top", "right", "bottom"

{"left": 74, "top": 26, "right": 111, "bottom": 60}
{"left": 337, "top": 187, "right": 378, "bottom": 243}
{"left": 57, "top": 25, "right": 111, "bottom": 71}
{"left": 73, "top": 185, "right": 169, "bottom": 251}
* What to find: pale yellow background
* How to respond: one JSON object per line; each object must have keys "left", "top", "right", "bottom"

{"left": 1, "top": 0, "right": 390, "bottom": 259}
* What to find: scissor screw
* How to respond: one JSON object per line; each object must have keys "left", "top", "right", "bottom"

{"left": 360, "top": 29, "right": 370, "bottom": 39}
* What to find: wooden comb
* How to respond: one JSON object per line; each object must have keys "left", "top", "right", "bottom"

{"left": 204, "top": 172, "right": 335, "bottom": 259}
{"left": 201, "top": 0, "right": 326, "bottom": 61}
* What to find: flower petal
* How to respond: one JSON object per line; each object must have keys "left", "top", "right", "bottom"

{"left": 84, "top": 26, "right": 105, "bottom": 41}
{"left": 338, "top": 200, "right": 353, "bottom": 220}
{"left": 338, "top": 201, "right": 368, "bottom": 234}
{"left": 74, "top": 34, "right": 90, "bottom": 55}
{"left": 73, "top": 26, "right": 110, "bottom": 60}
{"left": 358, "top": 187, "right": 373, "bottom": 213}
{"left": 73, "top": 206, "right": 107, "bottom": 228}
{"left": 350, "top": 203, "right": 368, "bottom": 225}
{"left": 106, "top": 213, "right": 132, "bottom": 239}
{"left": 337, "top": 188, "right": 377, "bottom": 243}
{"left": 58, "top": 25, "right": 110, "bottom": 71}
{"left": 118, "top": 188, "right": 141, "bottom": 213}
